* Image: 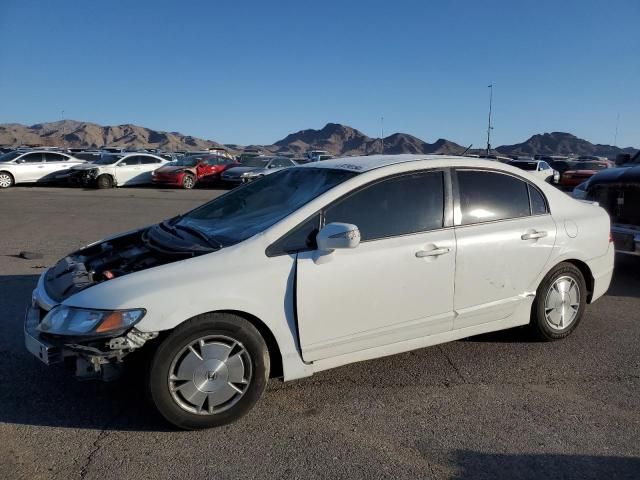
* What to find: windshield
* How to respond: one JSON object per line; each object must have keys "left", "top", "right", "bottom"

{"left": 0, "top": 151, "right": 21, "bottom": 162}
{"left": 180, "top": 168, "right": 357, "bottom": 246}
{"left": 241, "top": 158, "right": 270, "bottom": 168}
{"left": 174, "top": 155, "right": 205, "bottom": 167}
{"left": 93, "top": 154, "right": 123, "bottom": 165}
{"left": 508, "top": 161, "right": 537, "bottom": 171}
{"left": 574, "top": 162, "right": 607, "bottom": 170}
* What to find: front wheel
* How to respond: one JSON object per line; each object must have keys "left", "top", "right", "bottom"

{"left": 181, "top": 173, "right": 195, "bottom": 189}
{"left": 148, "top": 313, "right": 270, "bottom": 429}
{"left": 0, "top": 172, "right": 14, "bottom": 188}
{"left": 96, "top": 174, "right": 113, "bottom": 189}
{"left": 530, "top": 262, "right": 587, "bottom": 341}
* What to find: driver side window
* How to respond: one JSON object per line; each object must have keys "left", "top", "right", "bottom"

{"left": 21, "top": 153, "right": 43, "bottom": 163}
{"left": 324, "top": 171, "right": 445, "bottom": 241}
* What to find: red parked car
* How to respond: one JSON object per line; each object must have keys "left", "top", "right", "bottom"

{"left": 560, "top": 161, "right": 609, "bottom": 189}
{"left": 152, "top": 154, "right": 238, "bottom": 189}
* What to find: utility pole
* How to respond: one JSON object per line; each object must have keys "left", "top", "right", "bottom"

{"left": 61, "top": 110, "right": 66, "bottom": 148}
{"left": 486, "top": 84, "right": 493, "bottom": 156}
{"left": 380, "top": 116, "right": 384, "bottom": 154}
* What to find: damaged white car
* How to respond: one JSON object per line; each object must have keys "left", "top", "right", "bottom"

{"left": 25, "top": 155, "right": 614, "bottom": 429}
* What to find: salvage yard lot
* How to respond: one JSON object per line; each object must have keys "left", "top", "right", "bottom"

{"left": 1, "top": 186, "right": 639, "bottom": 479}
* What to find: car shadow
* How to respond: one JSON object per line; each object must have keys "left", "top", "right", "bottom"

{"left": 0, "top": 274, "right": 171, "bottom": 431}
{"left": 445, "top": 450, "right": 640, "bottom": 479}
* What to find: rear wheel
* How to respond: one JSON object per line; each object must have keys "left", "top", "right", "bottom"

{"left": 182, "top": 174, "right": 195, "bottom": 189}
{"left": 530, "top": 262, "right": 587, "bottom": 341}
{"left": 148, "top": 313, "right": 270, "bottom": 429}
{"left": 96, "top": 174, "right": 113, "bottom": 189}
{"left": 0, "top": 172, "right": 14, "bottom": 188}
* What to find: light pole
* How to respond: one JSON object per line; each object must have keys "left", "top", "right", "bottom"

{"left": 380, "top": 116, "right": 384, "bottom": 154}
{"left": 61, "top": 110, "right": 66, "bottom": 148}
{"left": 486, "top": 84, "right": 493, "bottom": 156}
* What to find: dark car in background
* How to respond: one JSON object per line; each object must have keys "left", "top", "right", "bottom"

{"left": 221, "top": 156, "right": 297, "bottom": 184}
{"left": 560, "top": 161, "right": 609, "bottom": 189}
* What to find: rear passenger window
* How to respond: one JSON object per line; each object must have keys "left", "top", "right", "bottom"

{"left": 140, "top": 156, "right": 160, "bottom": 164}
{"left": 529, "top": 184, "right": 548, "bottom": 215}
{"left": 324, "top": 171, "right": 444, "bottom": 241}
{"left": 457, "top": 170, "right": 530, "bottom": 225}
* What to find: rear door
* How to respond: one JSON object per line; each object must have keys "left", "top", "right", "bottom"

{"left": 137, "top": 155, "right": 164, "bottom": 183}
{"left": 452, "top": 169, "right": 557, "bottom": 329}
{"left": 42, "top": 152, "right": 73, "bottom": 181}
{"left": 295, "top": 170, "right": 456, "bottom": 361}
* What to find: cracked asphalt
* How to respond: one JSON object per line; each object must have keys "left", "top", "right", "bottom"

{"left": 0, "top": 186, "right": 639, "bottom": 480}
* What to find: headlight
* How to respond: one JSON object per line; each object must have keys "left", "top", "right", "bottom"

{"left": 241, "top": 171, "right": 258, "bottom": 178}
{"left": 38, "top": 306, "right": 145, "bottom": 336}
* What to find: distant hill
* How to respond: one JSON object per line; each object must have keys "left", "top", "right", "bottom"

{"left": 0, "top": 120, "right": 226, "bottom": 152}
{"left": 496, "top": 132, "right": 637, "bottom": 158}
{"left": 0, "top": 121, "right": 636, "bottom": 159}
{"left": 268, "top": 123, "right": 465, "bottom": 156}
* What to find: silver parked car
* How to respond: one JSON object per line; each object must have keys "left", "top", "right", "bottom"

{"left": 0, "top": 150, "right": 85, "bottom": 188}
{"left": 221, "top": 156, "right": 297, "bottom": 184}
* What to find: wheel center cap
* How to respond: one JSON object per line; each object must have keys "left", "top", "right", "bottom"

{"left": 193, "top": 359, "right": 229, "bottom": 393}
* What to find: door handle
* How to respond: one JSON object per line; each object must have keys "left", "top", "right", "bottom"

{"left": 37, "top": 166, "right": 45, "bottom": 168}
{"left": 521, "top": 230, "right": 547, "bottom": 240}
{"left": 415, "top": 247, "right": 451, "bottom": 258}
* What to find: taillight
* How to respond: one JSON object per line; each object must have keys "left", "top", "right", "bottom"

{"left": 609, "top": 232, "right": 614, "bottom": 243}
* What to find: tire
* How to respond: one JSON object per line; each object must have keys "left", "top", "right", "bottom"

{"left": 530, "top": 262, "right": 587, "bottom": 341}
{"left": 96, "top": 174, "right": 113, "bottom": 189}
{"left": 181, "top": 173, "right": 195, "bottom": 190}
{"left": 148, "top": 313, "right": 270, "bottom": 429}
{"left": 0, "top": 171, "right": 14, "bottom": 189}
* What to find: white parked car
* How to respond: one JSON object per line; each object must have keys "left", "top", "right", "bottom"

{"left": 508, "top": 159, "right": 559, "bottom": 183}
{"left": 0, "top": 150, "right": 85, "bottom": 188}
{"left": 25, "top": 155, "right": 614, "bottom": 429}
{"left": 66, "top": 152, "right": 169, "bottom": 188}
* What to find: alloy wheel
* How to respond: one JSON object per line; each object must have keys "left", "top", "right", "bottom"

{"left": 0, "top": 173, "right": 13, "bottom": 188}
{"left": 168, "top": 335, "right": 252, "bottom": 415}
{"left": 544, "top": 275, "right": 581, "bottom": 331}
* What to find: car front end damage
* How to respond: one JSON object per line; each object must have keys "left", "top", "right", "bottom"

{"left": 24, "top": 222, "right": 217, "bottom": 380}
{"left": 67, "top": 167, "right": 102, "bottom": 187}
{"left": 25, "top": 274, "right": 159, "bottom": 380}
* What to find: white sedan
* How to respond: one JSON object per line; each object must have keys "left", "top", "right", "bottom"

{"left": 508, "top": 159, "right": 559, "bottom": 183}
{"left": 25, "top": 155, "right": 614, "bottom": 429}
{"left": 0, "top": 150, "right": 85, "bottom": 188}
{"left": 66, "top": 152, "right": 169, "bottom": 188}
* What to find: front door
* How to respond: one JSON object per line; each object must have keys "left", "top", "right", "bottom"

{"left": 296, "top": 170, "right": 456, "bottom": 362}
{"left": 115, "top": 156, "right": 142, "bottom": 185}
{"left": 452, "top": 169, "right": 557, "bottom": 329}
{"left": 15, "top": 152, "right": 45, "bottom": 182}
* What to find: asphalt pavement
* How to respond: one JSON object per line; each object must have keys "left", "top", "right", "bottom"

{"left": 0, "top": 186, "right": 638, "bottom": 480}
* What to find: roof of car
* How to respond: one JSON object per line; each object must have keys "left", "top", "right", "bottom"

{"left": 299, "top": 154, "right": 509, "bottom": 173}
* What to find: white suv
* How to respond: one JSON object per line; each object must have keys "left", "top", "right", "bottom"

{"left": 0, "top": 150, "right": 85, "bottom": 188}
{"left": 25, "top": 155, "right": 613, "bottom": 429}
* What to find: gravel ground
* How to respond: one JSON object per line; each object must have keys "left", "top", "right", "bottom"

{"left": 0, "top": 186, "right": 638, "bottom": 480}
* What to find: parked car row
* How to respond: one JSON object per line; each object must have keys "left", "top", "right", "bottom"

{"left": 0, "top": 148, "right": 304, "bottom": 189}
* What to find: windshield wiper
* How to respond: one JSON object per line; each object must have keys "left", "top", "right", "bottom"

{"left": 174, "top": 223, "right": 223, "bottom": 249}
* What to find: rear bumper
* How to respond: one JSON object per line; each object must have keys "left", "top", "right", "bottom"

{"left": 587, "top": 244, "right": 615, "bottom": 303}
{"left": 611, "top": 224, "right": 640, "bottom": 256}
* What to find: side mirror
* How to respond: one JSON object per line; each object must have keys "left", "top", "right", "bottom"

{"left": 316, "top": 222, "right": 361, "bottom": 253}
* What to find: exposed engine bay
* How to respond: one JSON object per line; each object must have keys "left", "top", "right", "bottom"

{"left": 45, "top": 220, "right": 217, "bottom": 302}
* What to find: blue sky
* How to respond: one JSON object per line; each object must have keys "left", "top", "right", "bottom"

{"left": 1, "top": 0, "right": 638, "bottom": 148}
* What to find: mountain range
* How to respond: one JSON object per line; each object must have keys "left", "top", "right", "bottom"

{"left": 0, "top": 120, "right": 636, "bottom": 159}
